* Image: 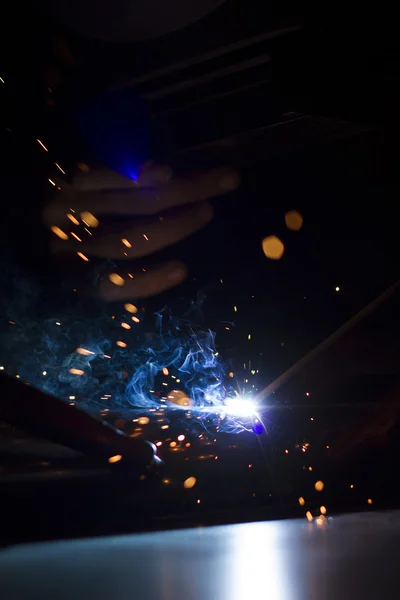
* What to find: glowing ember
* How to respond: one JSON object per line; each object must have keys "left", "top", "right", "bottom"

{"left": 50, "top": 226, "right": 68, "bottom": 240}
{"left": 108, "top": 455, "right": 122, "bottom": 464}
{"left": 80, "top": 211, "right": 99, "bottom": 228}
{"left": 168, "top": 390, "right": 192, "bottom": 407}
{"left": 76, "top": 348, "right": 95, "bottom": 356}
{"left": 124, "top": 303, "right": 138, "bottom": 313}
{"left": 184, "top": 476, "right": 197, "bottom": 489}
{"left": 36, "top": 139, "right": 48, "bottom": 151}
{"left": 67, "top": 213, "right": 80, "bottom": 225}
{"left": 109, "top": 273, "right": 125, "bottom": 286}
{"left": 69, "top": 368, "right": 84, "bottom": 376}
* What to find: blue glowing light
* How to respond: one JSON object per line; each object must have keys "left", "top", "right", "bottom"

{"left": 73, "top": 88, "right": 150, "bottom": 179}
{"left": 252, "top": 422, "right": 264, "bottom": 435}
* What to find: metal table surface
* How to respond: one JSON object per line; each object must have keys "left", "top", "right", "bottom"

{"left": 1, "top": 511, "right": 399, "bottom": 599}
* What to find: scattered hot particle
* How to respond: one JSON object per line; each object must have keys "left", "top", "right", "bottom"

{"left": 184, "top": 477, "right": 197, "bottom": 489}
{"left": 80, "top": 211, "right": 99, "bottom": 228}
{"left": 124, "top": 303, "right": 138, "bottom": 313}
{"left": 76, "top": 348, "right": 94, "bottom": 356}
{"left": 54, "top": 163, "right": 65, "bottom": 174}
{"left": 50, "top": 226, "right": 68, "bottom": 240}
{"left": 108, "top": 455, "right": 122, "bottom": 464}
{"left": 69, "top": 368, "right": 84, "bottom": 375}
{"left": 67, "top": 213, "right": 80, "bottom": 225}
{"left": 37, "top": 139, "right": 48, "bottom": 151}
{"left": 109, "top": 273, "right": 125, "bottom": 286}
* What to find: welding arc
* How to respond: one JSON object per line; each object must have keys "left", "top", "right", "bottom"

{"left": 256, "top": 279, "right": 400, "bottom": 402}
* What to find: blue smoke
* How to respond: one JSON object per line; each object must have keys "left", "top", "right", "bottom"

{"left": 125, "top": 314, "right": 230, "bottom": 408}
{"left": 0, "top": 272, "right": 259, "bottom": 433}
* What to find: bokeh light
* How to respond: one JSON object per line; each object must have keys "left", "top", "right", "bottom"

{"left": 50, "top": 226, "right": 68, "bottom": 240}
{"left": 262, "top": 235, "right": 285, "bottom": 260}
{"left": 109, "top": 273, "right": 125, "bottom": 286}
{"left": 124, "top": 303, "right": 138, "bottom": 314}
{"left": 184, "top": 477, "right": 197, "bottom": 489}
{"left": 80, "top": 211, "right": 99, "bottom": 228}
{"left": 167, "top": 390, "right": 192, "bottom": 407}
{"left": 285, "top": 209, "right": 303, "bottom": 231}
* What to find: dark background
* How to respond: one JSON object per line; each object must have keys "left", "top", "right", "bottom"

{"left": 0, "top": 1, "right": 400, "bottom": 541}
